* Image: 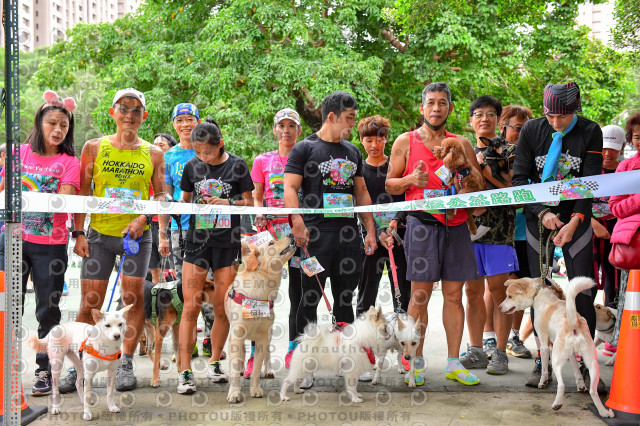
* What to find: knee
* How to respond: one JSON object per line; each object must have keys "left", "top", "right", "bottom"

{"left": 443, "top": 290, "right": 463, "bottom": 306}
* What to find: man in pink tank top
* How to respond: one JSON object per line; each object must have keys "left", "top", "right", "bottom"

{"left": 386, "top": 82, "right": 483, "bottom": 386}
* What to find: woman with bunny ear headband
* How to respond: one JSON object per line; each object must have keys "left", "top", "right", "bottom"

{"left": 0, "top": 90, "right": 80, "bottom": 396}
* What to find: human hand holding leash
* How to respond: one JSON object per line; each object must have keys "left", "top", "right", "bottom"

{"left": 123, "top": 216, "right": 146, "bottom": 239}
{"left": 541, "top": 211, "right": 563, "bottom": 230}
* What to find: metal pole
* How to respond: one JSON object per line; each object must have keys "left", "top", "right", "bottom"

{"left": 2, "top": 0, "right": 22, "bottom": 424}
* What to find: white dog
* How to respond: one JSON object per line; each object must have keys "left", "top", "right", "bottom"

{"left": 498, "top": 277, "right": 613, "bottom": 418}
{"left": 280, "top": 306, "right": 388, "bottom": 403}
{"left": 594, "top": 304, "right": 618, "bottom": 366}
{"left": 370, "top": 312, "right": 422, "bottom": 387}
{"left": 225, "top": 235, "right": 296, "bottom": 403}
{"left": 28, "top": 305, "right": 132, "bottom": 421}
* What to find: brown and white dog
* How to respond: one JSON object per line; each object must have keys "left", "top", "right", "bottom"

{"left": 225, "top": 234, "right": 296, "bottom": 403}
{"left": 594, "top": 304, "right": 617, "bottom": 366}
{"left": 499, "top": 277, "right": 613, "bottom": 418}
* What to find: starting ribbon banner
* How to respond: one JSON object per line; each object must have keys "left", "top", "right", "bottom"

{"left": 2, "top": 170, "right": 640, "bottom": 216}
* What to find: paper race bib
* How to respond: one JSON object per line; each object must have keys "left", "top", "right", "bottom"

{"left": 374, "top": 211, "right": 396, "bottom": 229}
{"left": 422, "top": 189, "right": 446, "bottom": 214}
{"left": 270, "top": 221, "right": 292, "bottom": 240}
{"left": 592, "top": 202, "right": 611, "bottom": 218}
{"left": 290, "top": 256, "right": 302, "bottom": 269}
{"left": 323, "top": 193, "right": 354, "bottom": 218}
{"left": 242, "top": 299, "right": 271, "bottom": 319}
{"left": 243, "top": 231, "right": 274, "bottom": 250}
{"left": 435, "top": 165, "right": 451, "bottom": 183}
{"left": 196, "top": 214, "right": 231, "bottom": 229}
{"left": 301, "top": 256, "right": 325, "bottom": 277}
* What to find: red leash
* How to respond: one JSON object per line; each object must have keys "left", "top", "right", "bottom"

{"left": 301, "top": 245, "right": 336, "bottom": 326}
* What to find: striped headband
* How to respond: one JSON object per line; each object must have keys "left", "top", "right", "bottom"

{"left": 543, "top": 82, "right": 582, "bottom": 115}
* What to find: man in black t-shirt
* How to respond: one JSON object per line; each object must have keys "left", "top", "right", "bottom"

{"left": 513, "top": 82, "right": 603, "bottom": 390}
{"left": 284, "top": 92, "right": 378, "bottom": 389}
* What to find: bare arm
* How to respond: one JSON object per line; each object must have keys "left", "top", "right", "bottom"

{"left": 284, "top": 172, "right": 307, "bottom": 246}
{"left": 353, "top": 176, "right": 375, "bottom": 233}
{"left": 73, "top": 139, "right": 100, "bottom": 232}
{"left": 386, "top": 133, "right": 429, "bottom": 194}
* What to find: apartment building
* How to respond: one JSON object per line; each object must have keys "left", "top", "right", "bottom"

{"left": 577, "top": 1, "right": 616, "bottom": 45}
{"left": 3, "top": 0, "right": 142, "bottom": 52}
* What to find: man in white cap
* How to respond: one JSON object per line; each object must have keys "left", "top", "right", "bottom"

{"left": 60, "top": 88, "right": 167, "bottom": 393}
{"left": 592, "top": 125, "right": 625, "bottom": 358}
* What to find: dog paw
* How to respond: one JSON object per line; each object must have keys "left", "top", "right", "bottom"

{"left": 372, "top": 378, "right": 379, "bottom": 385}
{"left": 538, "top": 380, "right": 548, "bottom": 389}
{"left": 109, "top": 406, "right": 121, "bottom": 413}
{"left": 83, "top": 412, "right": 93, "bottom": 421}
{"left": 295, "top": 388, "right": 305, "bottom": 394}
{"left": 151, "top": 379, "right": 160, "bottom": 388}
{"left": 264, "top": 371, "right": 275, "bottom": 379}
{"left": 51, "top": 407, "right": 61, "bottom": 415}
{"left": 160, "top": 362, "right": 170, "bottom": 371}
{"left": 250, "top": 386, "right": 264, "bottom": 398}
{"left": 602, "top": 409, "right": 614, "bottom": 418}
{"left": 227, "top": 390, "right": 243, "bottom": 404}
{"left": 408, "top": 381, "right": 416, "bottom": 389}
{"left": 281, "top": 395, "right": 290, "bottom": 401}
{"left": 352, "top": 396, "right": 363, "bottom": 403}
{"left": 398, "top": 367, "right": 407, "bottom": 374}
{"left": 551, "top": 403, "right": 562, "bottom": 411}
{"left": 577, "top": 384, "right": 587, "bottom": 393}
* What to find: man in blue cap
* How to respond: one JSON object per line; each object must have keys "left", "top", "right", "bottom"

{"left": 513, "top": 82, "right": 604, "bottom": 391}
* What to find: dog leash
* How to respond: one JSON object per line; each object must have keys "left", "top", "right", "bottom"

{"left": 386, "top": 231, "right": 406, "bottom": 314}
{"left": 106, "top": 234, "right": 141, "bottom": 312}
{"left": 301, "top": 245, "right": 337, "bottom": 327}
{"left": 537, "top": 210, "right": 558, "bottom": 286}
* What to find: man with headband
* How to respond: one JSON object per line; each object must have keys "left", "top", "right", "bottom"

{"left": 513, "top": 82, "right": 604, "bottom": 391}
{"left": 386, "top": 82, "right": 483, "bottom": 386}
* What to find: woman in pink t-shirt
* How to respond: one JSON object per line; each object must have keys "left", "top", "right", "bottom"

{"left": 0, "top": 91, "right": 80, "bottom": 395}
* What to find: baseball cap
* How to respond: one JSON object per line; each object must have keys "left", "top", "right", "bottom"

{"left": 602, "top": 125, "right": 625, "bottom": 150}
{"left": 172, "top": 103, "right": 200, "bottom": 120}
{"left": 112, "top": 88, "right": 146, "bottom": 109}
{"left": 273, "top": 108, "right": 301, "bottom": 126}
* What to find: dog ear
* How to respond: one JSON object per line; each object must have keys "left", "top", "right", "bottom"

{"left": 244, "top": 250, "right": 259, "bottom": 272}
{"left": 91, "top": 309, "right": 104, "bottom": 323}
{"left": 397, "top": 315, "right": 405, "bottom": 331}
{"left": 479, "top": 136, "right": 492, "bottom": 146}
{"left": 240, "top": 239, "right": 252, "bottom": 258}
{"left": 375, "top": 306, "right": 383, "bottom": 321}
{"left": 120, "top": 304, "right": 134, "bottom": 315}
{"left": 511, "top": 282, "right": 525, "bottom": 295}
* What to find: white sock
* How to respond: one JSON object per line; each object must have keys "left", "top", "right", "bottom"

{"left": 483, "top": 331, "right": 496, "bottom": 340}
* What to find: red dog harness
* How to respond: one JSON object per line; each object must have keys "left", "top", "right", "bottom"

{"left": 79, "top": 337, "right": 122, "bottom": 361}
{"left": 227, "top": 288, "right": 274, "bottom": 310}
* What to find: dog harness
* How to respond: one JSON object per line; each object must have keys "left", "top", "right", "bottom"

{"left": 151, "top": 281, "right": 183, "bottom": 326}
{"left": 227, "top": 288, "right": 274, "bottom": 309}
{"left": 79, "top": 337, "right": 122, "bottom": 361}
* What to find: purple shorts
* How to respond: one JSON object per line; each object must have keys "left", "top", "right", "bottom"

{"left": 473, "top": 243, "right": 519, "bottom": 277}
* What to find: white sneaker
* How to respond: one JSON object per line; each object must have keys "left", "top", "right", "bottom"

{"left": 300, "top": 373, "right": 314, "bottom": 389}
{"left": 177, "top": 369, "right": 196, "bottom": 395}
{"left": 359, "top": 371, "right": 373, "bottom": 382}
{"left": 206, "top": 361, "right": 228, "bottom": 383}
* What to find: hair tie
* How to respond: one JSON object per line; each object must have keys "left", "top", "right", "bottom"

{"left": 43, "top": 90, "right": 77, "bottom": 113}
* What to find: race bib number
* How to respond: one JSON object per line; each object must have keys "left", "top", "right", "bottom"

{"left": 244, "top": 231, "right": 274, "bottom": 249}
{"left": 374, "top": 211, "right": 396, "bottom": 229}
{"left": 422, "top": 189, "right": 446, "bottom": 214}
{"left": 435, "top": 165, "right": 451, "bottom": 183}
{"left": 290, "top": 256, "right": 302, "bottom": 269}
{"left": 196, "top": 214, "right": 231, "bottom": 229}
{"left": 323, "top": 193, "right": 354, "bottom": 218}
{"left": 302, "top": 256, "right": 325, "bottom": 277}
{"left": 242, "top": 299, "right": 271, "bottom": 319}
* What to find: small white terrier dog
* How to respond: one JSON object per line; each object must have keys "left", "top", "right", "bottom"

{"left": 280, "top": 306, "right": 388, "bottom": 403}
{"left": 28, "top": 305, "right": 132, "bottom": 421}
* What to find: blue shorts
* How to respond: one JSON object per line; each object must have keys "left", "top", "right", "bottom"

{"left": 473, "top": 243, "right": 519, "bottom": 277}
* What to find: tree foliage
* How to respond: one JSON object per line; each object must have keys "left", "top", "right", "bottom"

{"left": 33, "top": 0, "right": 637, "bottom": 160}
{"left": 612, "top": 0, "right": 640, "bottom": 56}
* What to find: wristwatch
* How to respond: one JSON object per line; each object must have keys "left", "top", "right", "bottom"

{"left": 144, "top": 214, "right": 154, "bottom": 225}
{"left": 229, "top": 197, "right": 236, "bottom": 206}
{"left": 71, "top": 230, "right": 85, "bottom": 239}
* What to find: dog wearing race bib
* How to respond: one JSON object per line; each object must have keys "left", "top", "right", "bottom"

{"left": 225, "top": 234, "right": 297, "bottom": 403}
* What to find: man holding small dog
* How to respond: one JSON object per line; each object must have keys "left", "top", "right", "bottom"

{"left": 284, "top": 91, "right": 378, "bottom": 389}
{"left": 513, "top": 82, "right": 604, "bottom": 390}
{"left": 64, "top": 88, "right": 167, "bottom": 393}
{"left": 461, "top": 95, "right": 518, "bottom": 375}
{"left": 386, "top": 82, "right": 483, "bottom": 386}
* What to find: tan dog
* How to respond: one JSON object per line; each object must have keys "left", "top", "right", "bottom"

{"left": 225, "top": 234, "right": 297, "bottom": 403}
{"left": 499, "top": 277, "right": 613, "bottom": 418}
{"left": 594, "top": 304, "right": 617, "bottom": 366}
{"left": 433, "top": 137, "right": 484, "bottom": 234}
{"left": 520, "top": 279, "right": 565, "bottom": 343}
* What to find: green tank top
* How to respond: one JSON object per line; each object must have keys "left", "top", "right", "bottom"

{"left": 90, "top": 136, "right": 153, "bottom": 237}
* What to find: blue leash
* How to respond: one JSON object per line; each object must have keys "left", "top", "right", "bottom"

{"left": 106, "top": 234, "right": 141, "bottom": 312}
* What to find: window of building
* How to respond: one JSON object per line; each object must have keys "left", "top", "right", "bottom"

{"left": 35, "top": 11, "right": 38, "bottom": 17}
{"left": 35, "top": 23, "right": 39, "bottom": 29}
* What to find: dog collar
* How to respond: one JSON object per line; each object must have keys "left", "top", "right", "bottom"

{"left": 455, "top": 167, "right": 472, "bottom": 179}
{"left": 79, "top": 337, "right": 122, "bottom": 361}
{"left": 228, "top": 289, "right": 274, "bottom": 309}
{"left": 599, "top": 323, "right": 615, "bottom": 334}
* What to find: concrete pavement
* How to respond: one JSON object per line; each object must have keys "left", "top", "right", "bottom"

{"left": 18, "top": 264, "right": 612, "bottom": 425}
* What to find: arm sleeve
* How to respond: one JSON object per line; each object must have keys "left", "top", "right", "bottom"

{"left": 284, "top": 143, "right": 306, "bottom": 176}
{"left": 512, "top": 122, "right": 546, "bottom": 219}
{"left": 60, "top": 157, "right": 81, "bottom": 190}
{"left": 238, "top": 159, "right": 256, "bottom": 194}
{"left": 250, "top": 155, "right": 265, "bottom": 184}
{"left": 180, "top": 160, "right": 194, "bottom": 193}
{"left": 573, "top": 125, "right": 603, "bottom": 217}
{"left": 609, "top": 193, "right": 640, "bottom": 219}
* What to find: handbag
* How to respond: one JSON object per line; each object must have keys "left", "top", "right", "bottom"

{"left": 609, "top": 229, "right": 640, "bottom": 270}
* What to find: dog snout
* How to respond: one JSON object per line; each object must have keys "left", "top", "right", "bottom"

{"left": 287, "top": 234, "right": 295, "bottom": 244}
{"left": 404, "top": 354, "right": 411, "bottom": 360}
{"left": 113, "top": 333, "right": 121, "bottom": 340}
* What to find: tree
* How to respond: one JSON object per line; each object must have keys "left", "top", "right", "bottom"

{"left": 612, "top": 0, "right": 640, "bottom": 56}
{"left": 33, "top": 0, "right": 637, "bottom": 161}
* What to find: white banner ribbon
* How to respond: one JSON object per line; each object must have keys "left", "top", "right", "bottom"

{"left": 2, "top": 170, "right": 639, "bottom": 215}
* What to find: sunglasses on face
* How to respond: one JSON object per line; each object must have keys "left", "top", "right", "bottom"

{"left": 472, "top": 111, "right": 497, "bottom": 119}
{"left": 505, "top": 124, "right": 523, "bottom": 133}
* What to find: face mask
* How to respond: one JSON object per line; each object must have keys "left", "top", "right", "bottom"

{"left": 424, "top": 115, "right": 448, "bottom": 131}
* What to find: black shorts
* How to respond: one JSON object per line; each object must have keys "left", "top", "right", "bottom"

{"left": 183, "top": 241, "right": 241, "bottom": 272}
{"left": 513, "top": 240, "right": 531, "bottom": 278}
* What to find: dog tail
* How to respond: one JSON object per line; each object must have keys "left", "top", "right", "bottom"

{"left": 564, "top": 276, "right": 596, "bottom": 329}
{"left": 27, "top": 335, "right": 48, "bottom": 353}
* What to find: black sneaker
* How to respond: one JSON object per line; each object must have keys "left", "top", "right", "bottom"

{"left": 32, "top": 371, "right": 52, "bottom": 396}
{"left": 580, "top": 362, "right": 607, "bottom": 395}
{"left": 506, "top": 335, "right": 532, "bottom": 358}
{"left": 525, "top": 357, "right": 553, "bottom": 387}
{"left": 58, "top": 369, "right": 77, "bottom": 394}
{"left": 116, "top": 358, "right": 137, "bottom": 392}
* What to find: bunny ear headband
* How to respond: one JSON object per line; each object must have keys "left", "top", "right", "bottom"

{"left": 43, "top": 90, "right": 77, "bottom": 113}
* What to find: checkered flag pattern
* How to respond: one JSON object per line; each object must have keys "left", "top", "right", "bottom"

{"left": 318, "top": 157, "right": 357, "bottom": 176}
{"left": 95, "top": 199, "right": 146, "bottom": 213}
{"left": 548, "top": 179, "right": 599, "bottom": 196}
{"left": 535, "top": 153, "right": 583, "bottom": 173}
